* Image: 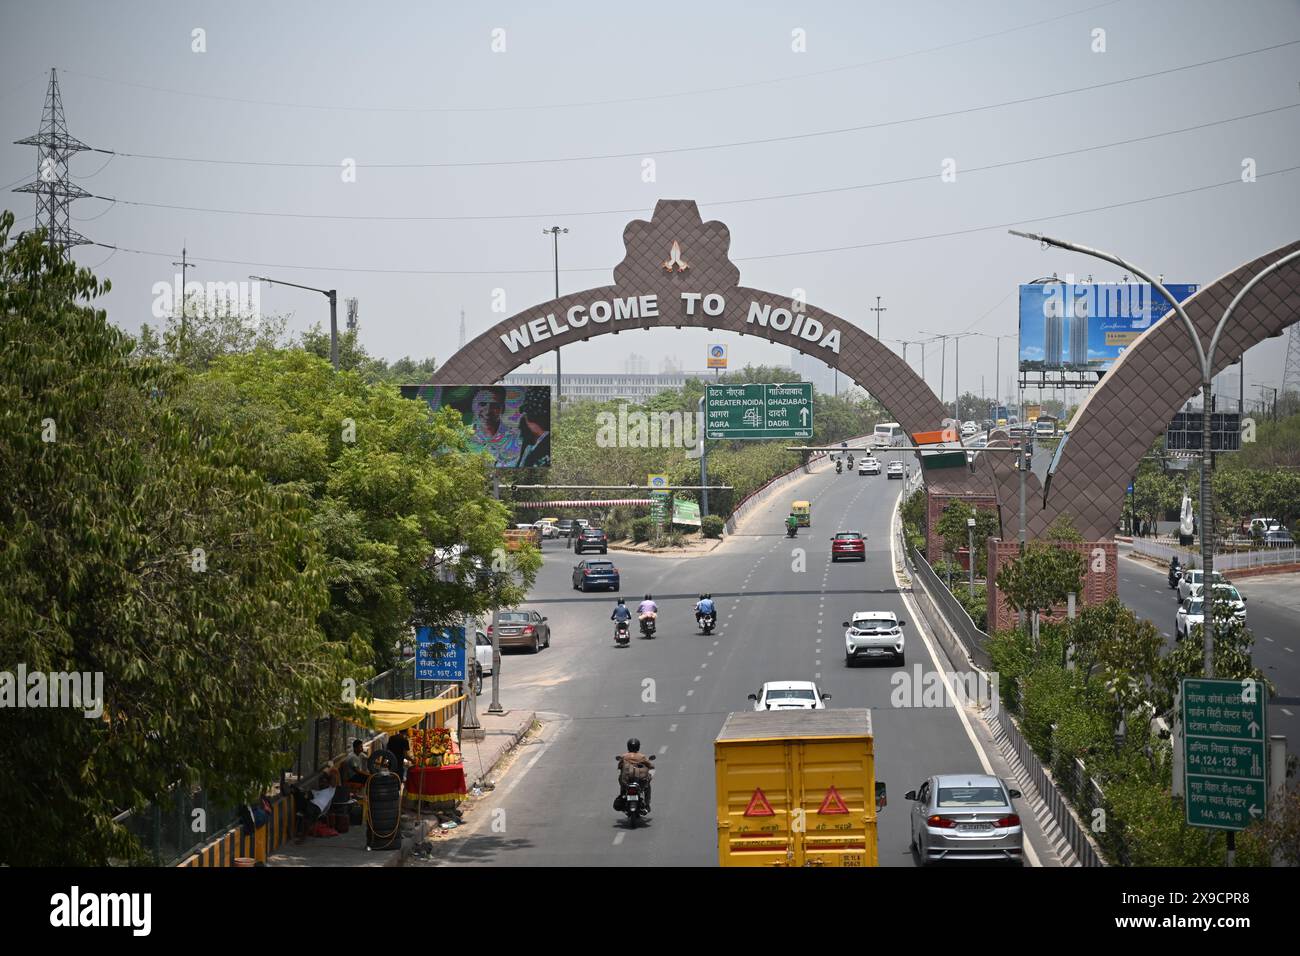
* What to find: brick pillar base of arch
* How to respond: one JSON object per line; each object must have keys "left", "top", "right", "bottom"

{"left": 985, "top": 538, "right": 1118, "bottom": 634}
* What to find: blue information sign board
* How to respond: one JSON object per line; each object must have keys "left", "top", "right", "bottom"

{"left": 415, "top": 626, "right": 467, "bottom": 682}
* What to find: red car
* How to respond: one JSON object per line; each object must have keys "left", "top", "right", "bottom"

{"left": 831, "top": 531, "right": 866, "bottom": 562}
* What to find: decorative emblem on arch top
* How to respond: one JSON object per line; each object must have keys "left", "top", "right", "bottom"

{"left": 614, "top": 200, "right": 740, "bottom": 292}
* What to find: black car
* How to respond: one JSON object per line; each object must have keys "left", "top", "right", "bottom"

{"left": 575, "top": 528, "right": 609, "bottom": 554}
{"left": 572, "top": 559, "right": 620, "bottom": 592}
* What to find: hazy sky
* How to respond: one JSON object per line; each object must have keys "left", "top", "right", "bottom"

{"left": 2, "top": 0, "right": 1297, "bottom": 410}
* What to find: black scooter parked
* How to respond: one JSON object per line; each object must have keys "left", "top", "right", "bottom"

{"left": 1168, "top": 558, "right": 1183, "bottom": 590}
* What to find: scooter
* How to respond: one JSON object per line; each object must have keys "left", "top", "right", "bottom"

{"left": 847, "top": 454, "right": 854, "bottom": 470}
{"left": 615, "top": 755, "right": 655, "bottom": 828}
{"left": 786, "top": 524, "right": 798, "bottom": 538}
{"left": 697, "top": 610, "right": 716, "bottom": 635}
{"left": 836, "top": 459, "right": 843, "bottom": 474}
{"left": 1168, "top": 563, "right": 1183, "bottom": 590}
{"left": 614, "top": 620, "right": 630, "bottom": 647}
{"left": 639, "top": 615, "right": 657, "bottom": 639}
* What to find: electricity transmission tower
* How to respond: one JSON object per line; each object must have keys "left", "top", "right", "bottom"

{"left": 13, "top": 68, "right": 92, "bottom": 256}
{"left": 1283, "top": 323, "right": 1300, "bottom": 399}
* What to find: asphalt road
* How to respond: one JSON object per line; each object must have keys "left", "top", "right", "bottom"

{"left": 427, "top": 456, "right": 1059, "bottom": 867}
{"left": 1118, "top": 552, "right": 1300, "bottom": 755}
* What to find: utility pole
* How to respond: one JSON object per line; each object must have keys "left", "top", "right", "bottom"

{"left": 870, "top": 296, "right": 887, "bottom": 340}
{"left": 171, "top": 244, "right": 193, "bottom": 338}
{"left": 543, "top": 226, "right": 568, "bottom": 416}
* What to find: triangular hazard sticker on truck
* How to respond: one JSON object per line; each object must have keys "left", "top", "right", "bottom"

{"left": 818, "top": 785, "right": 849, "bottom": 815}
{"left": 743, "top": 787, "right": 775, "bottom": 817}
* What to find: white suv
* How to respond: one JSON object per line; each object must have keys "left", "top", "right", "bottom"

{"left": 859, "top": 456, "right": 881, "bottom": 475}
{"left": 843, "top": 611, "right": 907, "bottom": 665}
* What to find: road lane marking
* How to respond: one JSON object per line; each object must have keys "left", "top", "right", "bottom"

{"left": 687, "top": 689, "right": 695, "bottom": 697}
{"left": 1283, "top": 709, "right": 1294, "bottom": 717}
{"left": 677, "top": 705, "right": 686, "bottom": 713}
{"left": 613, "top": 832, "right": 626, "bottom": 846}
{"left": 700, "top": 662, "right": 708, "bottom": 669}
{"left": 694, "top": 675, "right": 702, "bottom": 682}
{"left": 658, "top": 745, "right": 668, "bottom": 755}
{"left": 669, "top": 723, "right": 678, "bottom": 732}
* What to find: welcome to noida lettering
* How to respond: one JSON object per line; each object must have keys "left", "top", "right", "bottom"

{"left": 498, "top": 294, "right": 841, "bottom": 355}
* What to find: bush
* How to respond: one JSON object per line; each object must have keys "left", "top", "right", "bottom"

{"left": 631, "top": 517, "right": 652, "bottom": 543}
{"left": 664, "top": 531, "right": 687, "bottom": 548}
{"left": 954, "top": 583, "right": 987, "bottom": 631}
{"left": 701, "top": 514, "right": 725, "bottom": 539}
{"left": 1020, "top": 663, "right": 1077, "bottom": 757}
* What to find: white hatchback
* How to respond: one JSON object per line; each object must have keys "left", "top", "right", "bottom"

{"left": 748, "top": 681, "right": 831, "bottom": 711}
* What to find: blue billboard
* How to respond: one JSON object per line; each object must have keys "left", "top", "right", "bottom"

{"left": 415, "top": 626, "right": 467, "bottom": 682}
{"left": 1018, "top": 283, "right": 1198, "bottom": 373}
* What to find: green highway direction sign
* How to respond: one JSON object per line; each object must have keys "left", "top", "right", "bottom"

{"left": 1182, "top": 677, "right": 1268, "bottom": 831}
{"left": 649, "top": 490, "right": 671, "bottom": 524}
{"left": 705, "top": 383, "right": 813, "bottom": 439}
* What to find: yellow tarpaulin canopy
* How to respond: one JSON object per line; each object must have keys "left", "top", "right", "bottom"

{"left": 354, "top": 696, "right": 465, "bottom": 733}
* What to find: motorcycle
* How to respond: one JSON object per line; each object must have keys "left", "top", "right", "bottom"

{"left": 639, "top": 615, "right": 657, "bottom": 639}
{"left": 697, "top": 610, "right": 716, "bottom": 635}
{"left": 786, "top": 524, "right": 798, "bottom": 538}
{"left": 614, "top": 620, "right": 630, "bottom": 647}
{"left": 847, "top": 454, "right": 854, "bottom": 470}
{"left": 836, "top": 459, "right": 843, "bottom": 474}
{"left": 615, "top": 755, "right": 655, "bottom": 827}
{"left": 1168, "top": 563, "right": 1183, "bottom": 590}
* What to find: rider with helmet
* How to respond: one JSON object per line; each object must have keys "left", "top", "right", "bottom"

{"left": 611, "top": 597, "right": 632, "bottom": 638}
{"left": 637, "top": 593, "right": 658, "bottom": 625}
{"left": 786, "top": 512, "right": 799, "bottom": 536}
{"left": 616, "top": 737, "right": 654, "bottom": 811}
{"left": 695, "top": 593, "right": 715, "bottom": 627}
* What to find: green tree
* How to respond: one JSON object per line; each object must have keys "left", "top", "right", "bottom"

{"left": 0, "top": 213, "right": 353, "bottom": 865}
{"left": 935, "top": 501, "right": 1000, "bottom": 576}
{"left": 1153, "top": 598, "right": 1267, "bottom": 720}
{"left": 183, "top": 349, "right": 537, "bottom": 670}
{"left": 136, "top": 289, "right": 289, "bottom": 369}
{"left": 995, "top": 541, "right": 1084, "bottom": 644}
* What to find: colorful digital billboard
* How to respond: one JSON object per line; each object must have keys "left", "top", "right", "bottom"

{"left": 400, "top": 384, "right": 551, "bottom": 469}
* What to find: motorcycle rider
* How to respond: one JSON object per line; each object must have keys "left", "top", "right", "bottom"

{"left": 616, "top": 737, "right": 654, "bottom": 812}
{"left": 610, "top": 597, "right": 632, "bottom": 638}
{"left": 637, "top": 593, "right": 658, "bottom": 626}
{"left": 695, "top": 593, "right": 715, "bottom": 627}
{"left": 786, "top": 512, "right": 799, "bottom": 537}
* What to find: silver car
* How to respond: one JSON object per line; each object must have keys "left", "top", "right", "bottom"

{"left": 907, "top": 774, "right": 1023, "bottom": 865}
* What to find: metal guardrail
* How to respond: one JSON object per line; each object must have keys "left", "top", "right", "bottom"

{"left": 994, "top": 708, "right": 1107, "bottom": 867}
{"left": 906, "top": 543, "right": 992, "bottom": 671}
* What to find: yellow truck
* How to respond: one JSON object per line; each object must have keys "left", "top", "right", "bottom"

{"left": 714, "top": 709, "right": 884, "bottom": 867}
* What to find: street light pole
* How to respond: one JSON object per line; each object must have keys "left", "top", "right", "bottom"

{"left": 1009, "top": 230, "right": 1300, "bottom": 679}
{"left": 543, "top": 226, "right": 568, "bottom": 416}
{"left": 249, "top": 275, "right": 340, "bottom": 370}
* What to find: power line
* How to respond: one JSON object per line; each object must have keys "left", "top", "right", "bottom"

{"left": 87, "top": 165, "right": 1300, "bottom": 277}
{"left": 80, "top": 103, "right": 1297, "bottom": 224}
{"left": 59, "top": 0, "right": 1122, "bottom": 115}
{"left": 87, "top": 40, "right": 1299, "bottom": 170}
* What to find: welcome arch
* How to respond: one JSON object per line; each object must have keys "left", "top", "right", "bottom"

{"left": 433, "top": 200, "right": 950, "bottom": 438}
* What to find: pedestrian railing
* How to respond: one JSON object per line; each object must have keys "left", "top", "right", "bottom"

{"left": 1125, "top": 535, "right": 1299, "bottom": 571}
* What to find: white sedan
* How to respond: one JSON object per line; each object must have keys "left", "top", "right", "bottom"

{"left": 844, "top": 611, "right": 907, "bottom": 665}
{"left": 748, "top": 681, "right": 831, "bottom": 711}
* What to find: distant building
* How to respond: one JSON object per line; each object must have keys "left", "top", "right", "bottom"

{"left": 502, "top": 370, "right": 714, "bottom": 406}
{"left": 1043, "top": 297, "right": 1063, "bottom": 368}
{"left": 1068, "top": 291, "right": 1089, "bottom": 368}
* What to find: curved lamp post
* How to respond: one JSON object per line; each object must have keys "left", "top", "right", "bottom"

{"left": 1009, "top": 230, "right": 1300, "bottom": 678}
